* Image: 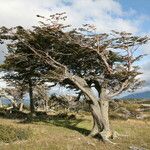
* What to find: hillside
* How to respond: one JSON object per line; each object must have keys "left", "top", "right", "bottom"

{"left": 0, "top": 117, "right": 150, "bottom": 150}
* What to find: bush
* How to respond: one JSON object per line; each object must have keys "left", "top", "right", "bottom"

{"left": 0, "top": 108, "right": 7, "bottom": 117}
{"left": 0, "top": 124, "right": 31, "bottom": 143}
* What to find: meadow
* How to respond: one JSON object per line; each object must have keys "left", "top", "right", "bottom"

{"left": 0, "top": 113, "right": 150, "bottom": 150}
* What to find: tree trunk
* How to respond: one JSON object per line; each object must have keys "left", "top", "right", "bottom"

{"left": 19, "top": 102, "right": 24, "bottom": 111}
{"left": 19, "top": 91, "right": 24, "bottom": 111}
{"left": 44, "top": 97, "right": 49, "bottom": 112}
{"left": 89, "top": 103, "right": 103, "bottom": 136}
{"left": 100, "top": 99, "right": 112, "bottom": 139}
{"left": 0, "top": 99, "right": 2, "bottom": 108}
{"left": 40, "top": 97, "right": 48, "bottom": 111}
{"left": 100, "top": 88, "right": 111, "bottom": 137}
{"left": 89, "top": 88, "right": 112, "bottom": 142}
{"left": 28, "top": 78, "right": 35, "bottom": 114}
{"left": 89, "top": 101, "right": 112, "bottom": 140}
{"left": 68, "top": 75, "right": 112, "bottom": 141}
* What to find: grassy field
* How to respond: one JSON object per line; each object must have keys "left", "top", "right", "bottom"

{"left": 0, "top": 115, "right": 150, "bottom": 150}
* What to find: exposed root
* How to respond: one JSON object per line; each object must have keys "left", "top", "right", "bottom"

{"left": 88, "top": 130, "right": 99, "bottom": 137}
{"left": 88, "top": 130, "right": 117, "bottom": 144}
{"left": 100, "top": 131, "right": 116, "bottom": 145}
{"left": 103, "top": 138, "right": 116, "bottom": 145}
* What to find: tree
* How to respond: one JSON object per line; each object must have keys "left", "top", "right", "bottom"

{"left": 33, "top": 83, "right": 49, "bottom": 111}
{"left": 5, "top": 80, "right": 27, "bottom": 111}
{"left": 0, "top": 87, "right": 18, "bottom": 109}
{"left": 0, "top": 12, "right": 149, "bottom": 143}
{"left": 64, "top": 26, "right": 149, "bottom": 141}
{"left": 0, "top": 26, "right": 52, "bottom": 114}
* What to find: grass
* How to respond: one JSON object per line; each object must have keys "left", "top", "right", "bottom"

{"left": 0, "top": 124, "right": 31, "bottom": 143}
{"left": 0, "top": 116, "right": 150, "bottom": 150}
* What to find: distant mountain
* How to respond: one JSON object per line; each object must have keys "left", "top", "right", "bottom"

{"left": 122, "top": 91, "right": 150, "bottom": 99}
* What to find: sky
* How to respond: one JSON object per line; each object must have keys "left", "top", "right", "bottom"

{"left": 0, "top": 0, "right": 150, "bottom": 95}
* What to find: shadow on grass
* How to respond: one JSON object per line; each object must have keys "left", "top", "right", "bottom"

{"left": 46, "top": 118, "right": 90, "bottom": 136}
{"left": 21, "top": 113, "right": 90, "bottom": 136}
{"left": 0, "top": 108, "right": 90, "bottom": 136}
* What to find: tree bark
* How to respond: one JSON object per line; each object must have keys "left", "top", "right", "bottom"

{"left": 68, "top": 75, "right": 112, "bottom": 141}
{"left": 100, "top": 88, "right": 111, "bottom": 137}
{"left": 89, "top": 103, "right": 103, "bottom": 136}
{"left": 89, "top": 101, "right": 112, "bottom": 141}
{"left": 19, "top": 102, "right": 24, "bottom": 111}
{"left": 90, "top": 86, "right": 113, "bottom": 142}
{"left": 19, "top": 91, "right": 24, "bottom": 111}
{"left": 28, "top": 78, "right": 35, "bottom": 114}
{"left": 0, "top": 99, "right": 2, "bottom": 108}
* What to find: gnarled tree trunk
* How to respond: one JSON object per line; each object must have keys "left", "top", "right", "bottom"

{"left": 99, "top": 88, "right": 111, "bottom": 139}
{"left": 28, "top": 78, "right": 35, "bottom": 114}
{"left": 19, "top": 102, "right": 24, "bottom": 111}
{"left": 68, "top": 75, "right": 112, "bottom": 142}
{"left": 89, "top": 87, "right": 112, "bottom": 141}
{"left": 89, "top": 99, "right": 112, "bottom": 141}
{"left": 19, "top": 91, "right": 24, "bottom": 111}
{"left": 0, "top": 99, "right": 2, "bottom": 108}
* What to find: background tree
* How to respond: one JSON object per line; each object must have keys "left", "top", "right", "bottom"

{"left": 0, "top": 27, "right": 52, "bottom": 114}
{"left": 5, "top": 80, "right": 27, "bottom": 111}
{"left": 0, "top": 88, "right": 18, "bottom": 109}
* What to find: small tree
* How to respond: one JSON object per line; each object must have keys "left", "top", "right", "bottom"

{"left": 5, "top": 80, "right": 27, "bottom": 111}
{"left": 0, "top": 26, "right": 51, "bottom": 114}
{"left": 0, "top": 88, "right": 18, "bottom": 108}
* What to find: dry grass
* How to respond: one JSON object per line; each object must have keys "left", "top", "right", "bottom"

{"left": 0, "top": 116, "right": 150, "bottom": 150}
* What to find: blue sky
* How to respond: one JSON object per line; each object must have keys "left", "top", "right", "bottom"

{"left": 119, "top": 0, "right": 150, "bottom": 15}
{"left": 119, "top": 0, "right": 150, "bottom": 33}
{"left": 0, "top": 0, "right": 150, "bottom": 95}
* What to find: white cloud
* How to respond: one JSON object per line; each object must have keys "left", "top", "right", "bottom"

{"left": 141, "top": 41, "right": 150, "bottom": 55}
{"left": 0, "top": 0, "right": 140, "bottom": 32}
{"left": 132, "top": 58, "right": 150, "bottom": 94}
{"left": 0, "top": 0, "right": 142, "bottom": 62}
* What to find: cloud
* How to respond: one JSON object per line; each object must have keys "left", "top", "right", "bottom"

{"left": 0, "top": 0, "right": 141, "bottom": 32}
{"left": 138, "top": 59, "right": 150, "bottom": 91}
{"left": 141, "top": 41, "right": 150, "bottom": 55}
{"left": 138, "top": 35, "right": 150, "bottom": 92}
{"left": 0, "top": 0, "right": 143, "bottom": 62}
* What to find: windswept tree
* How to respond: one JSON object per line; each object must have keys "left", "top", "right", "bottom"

{"left": 0, "top": 26, "right": 52, "bottom": 114}
{"left": 0, "top": 13, "right": 149, "bottom": 143}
